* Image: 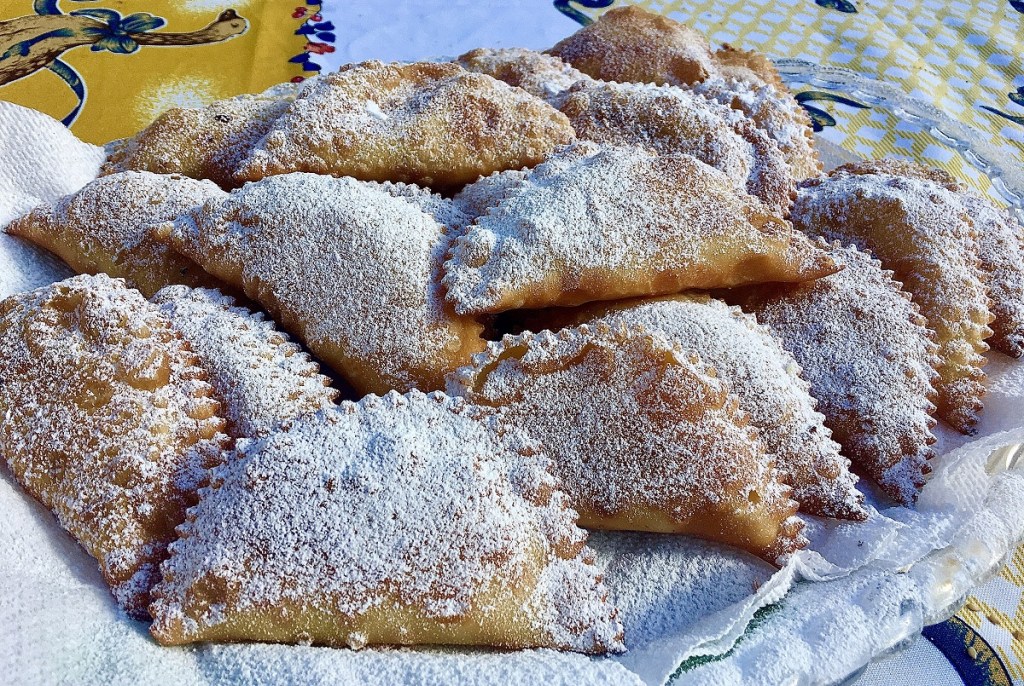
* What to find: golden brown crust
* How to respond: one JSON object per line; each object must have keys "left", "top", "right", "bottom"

{"left": 558, "top": 80, "right": 795, "bottom": 216}
{"left": 794, "top": 168, "right": 993, "bottom": 433}
{"left": 449, "top": 323, "right": 807, "bottom": 563}
{"left": 833, "top": 160, "right": 1024, "bottom": 359}
{"left": 691, "top": 77, "right": 822, "bottom": 181}
{"left": 456, "top": 47, "right": 593, "bottom": 102}
{"left": 524, "top": 294, "right": 866, "bottom": 520}
{"left": 101, "top": 84, "right": 300, "bottom": 189}
{"left": 152, "top": 286, "right": 339, "bottom": 439}
{"left": 713, "top": 44, "right": 787, "bottom": 90}
{"left": 169, "top": 173, "right": 486, "bottom": 396}
{"left": 0, "top": 274, "right": 227, "bottom": 617}
{"left": 234, "top": 61, "right": 575, "bottom": 188}
{"left": 150, "top": 391, "right": 624, "bottom": 652}
{"left": 730, "top": 241, "right": 940, "bottom": 504}
{"left": 443, "top": 142, "right": 838, "bottom": 315}
{"left": 548, "top": 5, "right": 715, "bottom": 87}
{"left": 5, "top": 171, "right": 228, "bottom": 298}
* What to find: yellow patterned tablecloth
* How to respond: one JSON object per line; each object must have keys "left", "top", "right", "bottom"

{"left": 2, "top": 0, "right": 1023, "bottom": 682}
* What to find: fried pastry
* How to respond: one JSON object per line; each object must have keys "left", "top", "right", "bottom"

{"left": 712, "top": 45, "right": 787, "bottom": 90}
{"left": 102, "top": 82, "right": 301, "bottom": 189}
{"left": 962, "top": 196, "right": 1024, "bottom": 358}
{"left": 451, "top": 167, "right": 530, "bottom": 222}
{"left": 691, "top": 77, "right": 821, "bottom": 180}
{"left": 5, "top": 171, "right": 227, "bottom": 298}
{"left": 0, "top": 274, "right": 226, "bottom": 617}
{"left": 234, "top": 61, "right": 575, "bottom": 187}
{"left": 794, "top": 165, "right": 994, "bottom": 433}
{"left": 558, "top": 81, "right": 795, "bottom": 215}
{"left": 833, "top": 158, "right": 1024, "bottom": 358}
{"left": 443, "top": 141, "right": 839, "bottom": 315}
{"left": 152, "top": 286, "right": 338, "bottom": 439}
{"left": 448, "top": 323, "right": 807, "bottom": 563}
{"left": 548, "top": 5, "right": 715, "bottom": 87}
{"left": 374, "top": 179, "right": 472, "bottom": 231}
{"left": 149, "top": 390, "right": 624, "bottom": 653}
{"left": 549, "top": 294, "right": 865, "bottom": 520}
{"left": 456, "top": 47, "right": 593, "bottom": 103}
{"left": 730, "top": 243, "right": 940, "bottom": 504}
{"left": 168, "top": 172, "right": 486, "bottom": 396}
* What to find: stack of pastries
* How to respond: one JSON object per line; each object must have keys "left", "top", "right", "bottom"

{"left": 2, "top": 6, "right": 1022, "bottom": 655}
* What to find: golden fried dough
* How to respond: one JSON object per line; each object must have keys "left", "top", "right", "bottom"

{"left": 692, "top": 77, "right": 821, "bottom": 180}
{"left": 150, "top": 391, "right": 624, "bottom": 653}
{"left": 558, "top": 81, "right": 795, "bottom": 215}
{"left": 712, "top": 45, "right": 787, "bottom": 90}
{"left": 102, "top": 82, "right": 301, "bottom": 189}
{"left": 449, "top": 324, "right": 806, "bottom": 563}
{"left": 548, "top": 5, "right": 714, "bottom": 87}
{"left": 153, "top": 286, "right": 338, "bottom": 439}
{"left": 794, "top": 164, "right": 993, "bottom": 433}
{"left": 554, "top": 294, "right": 865, "bottom": 520}
{"left": 457, "top": 47, "right": 593, "bottom": 102}
{"left": 836, "top": 158, "right": 1024, "bottom": 358}
{"left": 235, "top": 61, "right": 575, "bottom": 187}
{"left": 5, "top": 171, "right": 227, "bottom": 298}
{"left": 0, "top": 274, "right": 226, "bottom": 617}
{"left": 731, "top": 243, "right": 939, "bottom": 504}
{"left": 443, "top": 142, "right": 838, "bottom": 315}
{"left": 168, "top": 173, "right": 485, "bottom": 396}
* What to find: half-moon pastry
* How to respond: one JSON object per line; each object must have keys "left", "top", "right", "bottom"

{"left": 0, "top": 274, "right": 226, "bottom": 617}
{"left": 234, "top": 61, "right": 575, "bottom": 187}
{"left": 558, "top": 80, "right": 795, "bottom": 215}
{"left": 548, "top": 5, "right": 715, "bottom": 87}
{"left": 149, "top": 390, "right": 624, "bottom": 653}
{"left": 152, "top": 286, "right": 338, "bottom": 439}
{"left": 101, "top": 82, "right": 301, "bottom": 189}
{"left": 168, "top": 172, "right": 485, "bottom": 395}
{"left": 443, "top": 141, "right": 838, "bottom": 315}
{"left": 549, "top": 294, "right": 865, "bottom": 520}
{"left": 793, "top": 164, "right": 993, "bottom": 433}
{"left": 456, "top": 47, "right": 593, "bottom": 103}
{"left": 448, "top": 323, "right": 807, "bottom": 563}
{"left": 731, "top": 243, "right": 940, "bottom": 504}
{"left": 831, "top": 158, "right": 1024, "bottom": 359}
{"left": 5, "top": 171, "right": 227, "bottom": 298}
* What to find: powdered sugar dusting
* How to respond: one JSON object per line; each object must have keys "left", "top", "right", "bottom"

{"left": 102, "top": 83, "right": 301, "bottom": 189}
{"left": 169, "top": 172, "right": 485, "bottom": 396}
{"left": 691, "top": 77, "right": 821, "bottom": 181}
{"left": 457, "top": 48, "right": 594, "bottom": 103}
{"left": 567, "top": 294, "right": 864, "bottom": 520}
{"left": 558, "top": 80, "right": 795, "bottom": 216}
{"left": 959, "top": 196, "right": 1024, "bottom": 359}
{"left": 371, "top": 179, "right": 472, "bottom": 230}
{"left": 152, "top": 286, "right": 338, "bottom": 439}
{"left": 825, "top": 158, "right": 1023, "bottom": 360}
{"left": 235, "top": 61, "right": 575, "bottom": 187}
{"left": 150, "top": 390, "right": 623, "bottom": 653}
{"left": 451, "top": 167, "right": 531, "bottom": 222}
{"left": 0, "top": 274, "right": 226, "bottom": 617}
{"left": 794, "top": 166, "right": 993, "bottom": 433}
{"left": 448, "top": 323, "right": 806, "bottom": 563}
{"left": 732, "top": 243, "right": 939, "bottom": 504}
{"left": 5, "top": 171, "right": 227, "bottom": 298}
{"left": 443, "top": 141, "right": 835, "bottom": 314}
